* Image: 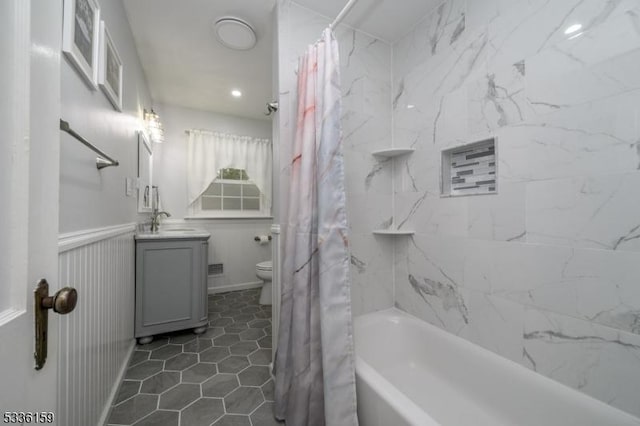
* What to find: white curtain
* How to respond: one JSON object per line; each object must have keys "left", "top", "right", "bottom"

{"left": 186, "top": 130, "right": 272, "bottom": 209}
{"left": 275, "top": 28, "right": 359, "bottom": 426}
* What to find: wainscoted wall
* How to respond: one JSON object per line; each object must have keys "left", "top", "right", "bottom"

{"left": 277, "top": 1, "right": 394, "bottom": 317}
{"left": 58, "top": 0, "right": 152, "bottom": 419}
{"left": 391, "top": 0, "right": 640, "bottom": 416}
{"left": 57, "top": 225, "right": 135, "bottom": 426}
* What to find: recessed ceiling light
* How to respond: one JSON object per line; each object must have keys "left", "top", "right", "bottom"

{"left": 564, "top": 24, "right": 582, "bottom": 35}
{"left": 407, "top": 104, "right": 415, "bottom": 109}
{"left": 231, "top": 90, "right": 242, "bottom": 98}
{"left": 214, "top": 17, "right": 257, "bottom": 50}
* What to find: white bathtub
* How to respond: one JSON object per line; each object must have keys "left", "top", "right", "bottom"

{"left": 353, "top": 308, "right": 640, "bottom": 426}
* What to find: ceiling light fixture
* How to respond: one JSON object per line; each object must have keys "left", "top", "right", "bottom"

{"left": 231, "top": 89, "right": 242, "bottom": 98}
{"left": 214, "top": 17, "right": 257, "bottom": 51}
{"left": 564, "top": 24, "right": 582, "bottom": 35}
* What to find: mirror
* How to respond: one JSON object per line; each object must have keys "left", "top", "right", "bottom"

{"left": 137, "top": 131, "right": 152, "bottom": 212}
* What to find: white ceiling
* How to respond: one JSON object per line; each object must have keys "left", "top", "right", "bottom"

{"left": 123, "top": 0, "right": 439, "bottom": 121}
{"left": 123, "top": 0, "right": 276, "bottom": 121}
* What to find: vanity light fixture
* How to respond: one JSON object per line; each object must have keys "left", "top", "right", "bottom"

{"left": 231, "top": 89, "right": 242, "bottom": 98}
{"left": 144, "top": 109, "right": 164, "bottom": 144}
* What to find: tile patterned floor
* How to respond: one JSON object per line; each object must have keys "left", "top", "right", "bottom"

{"left": 107, "top": 289, "right": 283, "bottom": 426}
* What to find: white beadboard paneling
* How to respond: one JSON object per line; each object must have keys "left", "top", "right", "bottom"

{"left": 57, "top": 225, "right": 135, "bottom": 426}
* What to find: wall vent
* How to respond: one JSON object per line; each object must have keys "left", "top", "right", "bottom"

{"left": 441, "top": 138, "right": 497, "bottom": 197}
{"left": 208, "top": 263, "right": 223, "bottom": 276}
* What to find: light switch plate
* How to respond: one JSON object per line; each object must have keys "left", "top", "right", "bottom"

{"left": 125, "top": 177, "right": 134, "bottom": 197}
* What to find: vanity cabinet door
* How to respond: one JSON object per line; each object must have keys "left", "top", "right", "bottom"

{"left": 135, "top": 239, "right": 208, "bottom": 338}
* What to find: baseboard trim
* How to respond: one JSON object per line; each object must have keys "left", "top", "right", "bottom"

{"left": 209, "top": 281, "right": 264, "bottom": 294}
{"left": 99, "top": 340, "right": 136, "bottom": 426}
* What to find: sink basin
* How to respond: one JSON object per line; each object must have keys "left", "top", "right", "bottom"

{"left": 164, "top": 228, "right": 196, "bottom": 232}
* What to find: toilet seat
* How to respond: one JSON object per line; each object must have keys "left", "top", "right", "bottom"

{"left": 256, "top": 261, "right": 272, "bottom": 271}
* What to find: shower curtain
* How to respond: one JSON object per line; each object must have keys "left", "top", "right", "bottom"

{"left": 274, "top": 28, "right": 358, "bottom": 426}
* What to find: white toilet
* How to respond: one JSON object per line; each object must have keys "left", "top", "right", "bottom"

{"left": 256, "top": 260, "right": 272, "bottom": 305}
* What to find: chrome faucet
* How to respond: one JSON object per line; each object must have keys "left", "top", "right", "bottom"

{"left": 150, "top": 209, "right": 171, "bottom": 232}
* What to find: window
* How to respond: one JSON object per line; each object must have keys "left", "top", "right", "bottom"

{"left": 192, "top": 168, "right": 266, "bottom": 217}
{"left": 186, "top": 130, "right": 272, "bottom": 218}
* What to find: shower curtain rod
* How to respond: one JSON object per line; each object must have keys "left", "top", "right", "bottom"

{"left": 330, "top": 0, "right": 358, "bottom": 29}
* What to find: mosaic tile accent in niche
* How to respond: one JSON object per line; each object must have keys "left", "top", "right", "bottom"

{"left": 442, "top": 138, "right": 496, "bottom": 196}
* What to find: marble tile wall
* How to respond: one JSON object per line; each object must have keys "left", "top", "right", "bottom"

{"left": 277, "top": 1, "right": 394, "bottom": 317}
{"left": 392, "top": 0, "right": 640, "bottom": 417}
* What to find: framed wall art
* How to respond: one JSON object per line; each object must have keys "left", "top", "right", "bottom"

{"left": 62, "top": 0, "right": 100, "bottom": 87}
{"left": 98, "top": 21, "right": 123, "bottom": 111}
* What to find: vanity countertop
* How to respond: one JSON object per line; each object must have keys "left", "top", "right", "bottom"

{"left": 135, "top": 228, "right": 211, "bottom": 240}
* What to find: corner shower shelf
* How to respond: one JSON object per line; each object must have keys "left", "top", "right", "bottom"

{"left": 372, "top": 229, "right": 415, "bottom": 236}
{"left": 370, "top": 148, "right": 415, "bottom": 236}
{"left": 371, "top": 148, "right": 415, "bottom": 158}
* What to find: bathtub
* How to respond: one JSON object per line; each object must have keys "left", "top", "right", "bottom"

{"left": 353, "top": 308, "right": 640, "bottom": 426}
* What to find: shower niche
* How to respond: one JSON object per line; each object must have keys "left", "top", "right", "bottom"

{"left": 441, "top": 138, "right": 497, "bottom": 197}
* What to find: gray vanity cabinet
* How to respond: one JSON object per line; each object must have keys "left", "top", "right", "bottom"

{"left": 135, "top": 234, "right": 209, "bottom": 343}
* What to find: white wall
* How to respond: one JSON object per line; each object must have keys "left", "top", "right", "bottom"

{"left": 154, "top": 104, "right": 273, "bottom": 291}
{"left": 277, "top": 1, "right": 394, "bottom": 317}
{"left": 60, "top": 0, "right": 152, "bottom": 233}
{"left": 391, "top": 0, "right": 640, "bottom": 417}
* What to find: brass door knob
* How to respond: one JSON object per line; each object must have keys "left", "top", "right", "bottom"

{"left": 41, "top": 287, "right": 78, "bottom": 315}
{"left": 34, "top": 280, "right": 78, "bottom": 370}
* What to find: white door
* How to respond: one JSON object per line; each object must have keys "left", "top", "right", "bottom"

{"left": 0, "top": 0, "right": 63, "bottom": 421}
